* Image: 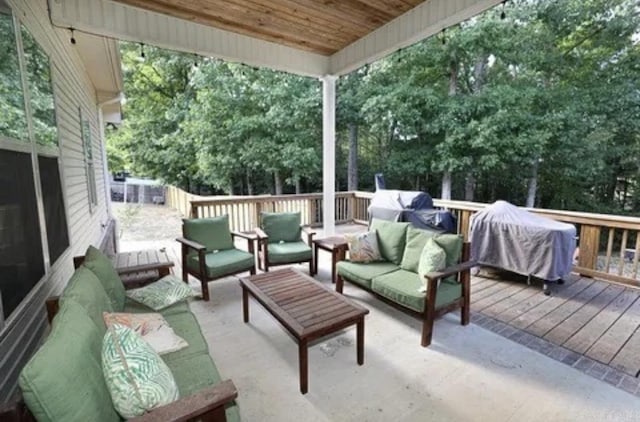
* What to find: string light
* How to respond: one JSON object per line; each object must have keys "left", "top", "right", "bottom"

{"left": 140, "top": 43, "right": 145, "bottom": 59}
{"left": 500, "top": 0, "right": 507, "bottom": 20}
{"left": 69, "top": 28, "right": 76, "bottom": 45}
{"left": 441, "top": 28, "right": 446, "bottom": 45}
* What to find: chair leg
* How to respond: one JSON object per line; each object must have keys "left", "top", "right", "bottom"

{"left": 201, "top": 281, "right": 210, "bottom": 301}
{"left": 250, "top": 265, "right": 256, "bottom": 276}
{"left": 309, "top": 259, "right": 314, "bottom": 276}
{"left": 421, "top": 314, "right": 434, "bottom": 347}
{"left": 461, "top": 267, "right": 471, "bottom": 326}
{"left": 336, "top": 274, "right": 344, "bottom": 294}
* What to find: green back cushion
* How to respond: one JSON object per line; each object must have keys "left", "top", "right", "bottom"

{"left": 19, "top": 301, "right": 120, "bottom": 422}
{"left": 370, "top": 219, "right": 409, "bottom": 265}
{"left": 400, "top": 226, "right": 438, "bottom": 272}
{"left": 433, "top": 234, "right": 464, "bottom": 268}
{"left": 60, "top": 267, "right": 113, "bottom": 334}
{"left": 261, "top": 212, "right": 301, "bottom": 243}
{"left": 183, "top": 215, "right": 233, "bottom": 252}
{"left": 83, "top": 246, "right": 125, "bottom": 311}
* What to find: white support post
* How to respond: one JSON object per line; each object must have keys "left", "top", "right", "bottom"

{"left": 321, "top": 75, "right": 337, "bottom": 236}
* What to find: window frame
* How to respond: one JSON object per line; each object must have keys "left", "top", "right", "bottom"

{"left": 0, "top": 8, "right": 68, "bottom": 330}
{"left": 80, "top": 107, "right": 99, "bottom": 212}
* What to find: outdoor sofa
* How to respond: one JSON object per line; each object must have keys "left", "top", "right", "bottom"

{"left": 335, "top": 219, "right": 474, "bottom": 347}
{"left": 0, "top": 246, "right": 239, "bottom": 422}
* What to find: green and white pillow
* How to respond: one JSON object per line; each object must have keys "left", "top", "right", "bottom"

{"left": 126, "top": 275, "right": 194, "bottom": 311}
{"left": 345, "top": 231, "right": 382, "bottom": 263}
{"left": 417, "top": 238, "right": 447, "bottom": 292}
{"left": 102, "top": 324, "right": 179, "bottom": 418}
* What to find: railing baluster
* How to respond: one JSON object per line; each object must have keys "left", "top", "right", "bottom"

{"left": 605, "top": 228, "right": 615, "bottom": 273}
{"left": 618, "top": 229, "right": 629, "bottom": 276}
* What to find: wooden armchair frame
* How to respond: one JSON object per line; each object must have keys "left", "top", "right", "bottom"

{"left": 176, "top": 231, "right": 257, "bottom": 301}
{"left": 336, "top": 242, "right": 475, "bottom": 347}
{"left": 255, "top": 225, "right": 316, "bottom": 275}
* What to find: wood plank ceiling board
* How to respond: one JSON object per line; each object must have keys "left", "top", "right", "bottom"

{"left": 111, "top": 0, "right": 427, "bottom": 55}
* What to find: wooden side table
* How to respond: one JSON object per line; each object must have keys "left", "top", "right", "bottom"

{"left": 312, "top": 236, "right": 348, "bottom": 283}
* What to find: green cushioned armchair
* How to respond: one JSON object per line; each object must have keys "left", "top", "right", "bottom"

{"left": 255, "top": 212, "right": 315, "bottom": 275}
{"left": 177, "top": 215, "right": 257, "bottom": 301}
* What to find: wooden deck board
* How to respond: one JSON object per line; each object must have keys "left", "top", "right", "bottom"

{"left": 525, "top": 279, "right": 603, "bottom": 337}
{"left": 586, "top": 295, "right": 640, "bottom": 364}
{"left": 509, "top": 277, "right": 592, "bottom": 330}
{"left": 610, "top": 328, "right": 640, "bottom": 375}
{"left": 544, "top": 285, "right": 624, "bottom": 346}
{"left": 563, "top": 289, "right": 638, "bottom": 354}
{"left": 471, "top": 283, "right": 527, "bottom": 312}
{"left": 481, "top": 287, "right": 541, "bottom": 318}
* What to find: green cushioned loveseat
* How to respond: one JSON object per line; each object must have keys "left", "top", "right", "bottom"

{"left": 336, "top": 219, "right": 475, "bottom": 347}
{"left": 1, "top": 247, "right": 239, "bottom": 422}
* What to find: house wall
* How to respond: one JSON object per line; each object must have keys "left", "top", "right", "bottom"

{"left": 0, "top": 0, "right": 114, "bottom": 402}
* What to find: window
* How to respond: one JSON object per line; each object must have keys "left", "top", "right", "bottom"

{"left": 81, "top": 113, "right": 98, "bottom": 209}
{"left": 0, "top": 2, "right": 28, "bottom": 142}
{"left": 21, "top": 24, "right": 58, "bottom": 147}
{"left": 38, "top": 156, "right": 69, "bottom": 264}
{"left": 0, "top": 150, "right": 45, "bottom": 319}
{"left": 0, "top": 1, "right": 68, "bottom": 324}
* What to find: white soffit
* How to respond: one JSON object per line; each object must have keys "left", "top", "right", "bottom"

{"left": 74, "top": 31, "right": 123, "bottom": 94}
{"left": 49, "top": 0, "right": 502, "bottom": 78}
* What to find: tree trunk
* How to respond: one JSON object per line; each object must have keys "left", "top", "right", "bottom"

{"left": 295, "top": 177, "right": 302, "bottom": 194}
{"left": 464, "top": 172, "right": 475, "bottom": 201}
{"left": 441, "top": 171, "right": 452, "bottom": 200}
{"left": 526, "top": 160, "right": 539, "bottom": 208}
{"left": 347, "top": 123, "right": 358, "bottom": 191}
{"left": 246, "top": 172, "right": 254, "bottom": 196}
{"left": 227, "top": 179, "right": 234, "bottom": 195}
{"left": 274, "top": 170, "right": 283, "bottom": 195}
{"left": 441, "top": 59, "right": 458, "bottom": 200}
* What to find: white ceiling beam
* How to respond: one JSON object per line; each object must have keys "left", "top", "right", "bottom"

{"left": 329, "top": 0, "right": 503, "bottom": 76}
{"left": 48, "top": 0, "right": 330, "bottom": 77}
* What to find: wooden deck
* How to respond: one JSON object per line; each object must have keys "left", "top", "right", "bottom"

{"left": 472, "top": 270, "right": 640, "bottom": 377}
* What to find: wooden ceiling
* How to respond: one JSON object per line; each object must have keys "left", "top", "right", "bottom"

{"left": 112, "top": 0, "right": 427, "bottom": 55}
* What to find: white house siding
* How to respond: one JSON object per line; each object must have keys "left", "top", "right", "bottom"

{"left": 0, "top": 0, "right": 114, "bottom": 402}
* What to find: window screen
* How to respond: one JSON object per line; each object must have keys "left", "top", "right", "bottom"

{"left": 38, "top": 156, "right": 69, "bottom": 264}
{"left": 0, "top": 150, "right": 44, "bottom": 319}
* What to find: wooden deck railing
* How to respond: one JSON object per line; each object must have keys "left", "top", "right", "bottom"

{"left": 166, "top": 186, "right": 640, "bottom": 288}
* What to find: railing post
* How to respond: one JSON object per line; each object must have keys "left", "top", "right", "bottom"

{"left": 190, "top": 202, "right": 198, "bottom": 219}
{"left": 577, "top": 225, "right": 600, "bottom": 275}
{"left": 459, "top": 210, "right": 472, "bottom": 241}
{"left": 348, "top": 193, "right": 355, "bottom": 223}
{"left": 254, "top": 201, "right": 262, "bottom": 228}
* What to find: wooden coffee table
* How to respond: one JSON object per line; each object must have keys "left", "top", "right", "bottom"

{"left": 239, "top": 268, "right": 369, "bottom": 394}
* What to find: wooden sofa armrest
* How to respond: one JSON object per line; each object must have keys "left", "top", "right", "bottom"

{"left": 254, "top": 228, "right": 268, "bottom": 242}
{"left": 0, "top": 394, "right": 34, "bottom": 422}
{"left": 176, "top": 237, "right": 206, "bottom": 252}
{"left": 301, "top": 226, "right": 315, "bottom": 245}
{"left": 424, "top": 260, "right": 477, "bottom": 283}
{"left": 130, "top": 380, "right": 238, "bottom": 422}
{"left": 230, "top": 231, "right": 257, "bottom": 241}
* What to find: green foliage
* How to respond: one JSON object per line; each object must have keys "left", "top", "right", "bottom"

{"left": 109, "top": 0, "right": 640, "bottom": 212}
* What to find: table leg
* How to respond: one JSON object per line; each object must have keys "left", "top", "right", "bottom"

{"left": 357, "top": 319, "right": 364, "bottom": 365}
{"left": 242, "top": 287, "right": 249, "bottom": 323}
{"left": 331, "top": 250, "right": 337, "bottom": 284}
{"left": 313, "top": 244, "right": 319, "bottom": 275}
{"left": 299, "top": 339, "right": 309, "bottom": 394}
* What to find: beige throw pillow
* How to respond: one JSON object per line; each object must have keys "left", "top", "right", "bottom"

{"left": 103, "top": 312, "right": 188, "bottom": 355}
{"left": 345, "top": 231, "right": 382, "bottom": 263}
{"left": 417, "top": 238, "right": 447, "bottom": 292}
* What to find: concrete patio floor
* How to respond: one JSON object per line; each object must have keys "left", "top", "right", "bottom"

{"left": 116, "top": 204, "right": 640, "bottom": 421}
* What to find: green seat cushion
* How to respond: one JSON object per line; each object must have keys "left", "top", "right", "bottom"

{"left": 337, "top": 261, "right": 399, "bottom": 289}
{"left": 400, "top": 227, "right": 439, "bottom": 272}
{"left": 262, "top": 212, "right": 301, "bottom": 243}
{"left": 160, "top": 311, "right": 210, "bottom": 363}
{"left": 188, "top": 249, "right": 255, "bottom": 279}
{"left": 123, "top": 296, "right": 190, "bottom": 317}
{"left": 183, "top": 215, "right": 233, "bottom": 252}
{"left": 433, "top": 234, "right": 464, "bottom": 268}
{"left": 19, "top": 301, "right": 120, "bottom": 422}
{"left": 371, "top": 269, "right": 462, "bottom": 313}
{"left": 83, "top": 245, "right": 126, "bottom": 311}
{"left": 267, "top": 241, "right": 312, "bottom": 264}
{"left": 370, "top": 219, "right": 410, "bottom": 265}
{"left": 165, "top": 352, "right": 240, "bottom": 422}
{"left": 59, "top": 267, "right": 113, "bottom": 334}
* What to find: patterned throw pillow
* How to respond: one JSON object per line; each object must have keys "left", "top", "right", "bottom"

{"left": 102, "top": 324, "right": 179, "bottom": 418}
{"left": 345, "top": 231, "right": 382, "bottom": 263}
{"left": 417, "top": 238, "right": 447, "bottom": 292}
{"left": 103, "top": 312, "right": 188, "bottom": 355}
{"left": 126, "top": 275, "right": 194, "bottom": 311}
